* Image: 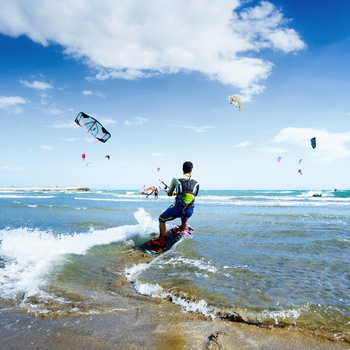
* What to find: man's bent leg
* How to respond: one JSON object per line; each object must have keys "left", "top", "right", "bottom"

{"left": 179, "top": 222, "right": 187, "bottom": 231}
{"left": 159, "top": 221, "right": 166, "bottom": 237}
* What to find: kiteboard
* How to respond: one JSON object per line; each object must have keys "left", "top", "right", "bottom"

{"left": 140, "top": 226, "right": 194, "bottom": 256}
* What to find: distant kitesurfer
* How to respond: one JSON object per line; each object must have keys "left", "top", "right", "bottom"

{"left": 151, "top": 161, "right": 199, "bottom": 252}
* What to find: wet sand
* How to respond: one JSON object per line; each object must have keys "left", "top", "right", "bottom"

{"left": 2, "top": 295, "right": 349, "bottom": 350}
{"left": 1, "top": 237, "right": 348, "bottom": 349}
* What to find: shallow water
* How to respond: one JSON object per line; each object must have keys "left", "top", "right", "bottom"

{"left": 0, "top": 189, "right": 349, "bottom": 342}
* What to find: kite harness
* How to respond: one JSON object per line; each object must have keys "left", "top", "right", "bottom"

{"left": 175, "top": 176, "right": 199, "bottom": 208}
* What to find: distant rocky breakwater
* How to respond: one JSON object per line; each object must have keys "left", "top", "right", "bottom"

{"left": 0, "top": 187, "right": 90, "bottom": 192}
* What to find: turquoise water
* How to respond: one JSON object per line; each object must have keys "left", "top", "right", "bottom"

{"left": 0, "top": 189, "right": 349, "bottom": 342}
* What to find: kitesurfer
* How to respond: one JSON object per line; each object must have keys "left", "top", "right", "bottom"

{"left": 151, "top": 161, "right": 200, "bottom": 252}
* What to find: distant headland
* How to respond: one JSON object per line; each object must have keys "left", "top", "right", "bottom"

{"left": 0, "top": 187, "right": 90, "bottom": 192}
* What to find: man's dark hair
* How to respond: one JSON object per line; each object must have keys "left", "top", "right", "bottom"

{"left": 183, "top": 161, "right": 193, "bottom": 173}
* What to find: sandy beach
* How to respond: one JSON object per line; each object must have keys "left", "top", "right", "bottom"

{"left": 1, "top": 252, "right": 349, "bottom": 350}
{"left": 1, "top": 257, "right": 348, "bottom": 350}
{"left": 2, "top": 296, "right": 348, "bottom": 350}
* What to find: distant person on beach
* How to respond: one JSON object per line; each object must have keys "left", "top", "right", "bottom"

{"left": 151, "top": 161, "right": 199, "bottom": 252}
{"left": 154, "top": 187, "right": 158, "bottom": 198}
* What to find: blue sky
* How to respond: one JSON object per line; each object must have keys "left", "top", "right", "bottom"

{"left": 0, "top": 0, "right": 349, "bottom": 190}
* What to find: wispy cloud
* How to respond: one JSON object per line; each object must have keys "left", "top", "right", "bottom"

{"left": 63, "top": 137, "right": 80, "bottom": 142}
{"left": 20, "top": 77, "right": 60, "bottom": 114}
{"left": 20, "top": 79, "right": 53, "bottom": 90}
{"left": 39, "top": 145, "right": 53, "bottom": 150}
{"left": 40, "top": 105, "right": 64, "bottom": 115}
{"left": 52, "top": 120, "right": 77, "bottom": 128}
{"left": 124, "top": 117, "right": 148, "bottom": 126}
{"left": 0, "top": 166, "right": 24, "bottom": 172}
{"left": 173, "top": 125, "right": 216, "bottom": 133}
{"left": 0, "top": 96, "right": 27, "bottom": 113}
{"left": 82, "top": 90, "right": 106, "bottom": 99}
{"left": 233, "top": 141, "right": 253, "bottom": 148}
{"left": 262, "top": 147, "right": 289, "bottom": 154}
{"left": 98, "top": 117, "right": 116, "bottom": 126}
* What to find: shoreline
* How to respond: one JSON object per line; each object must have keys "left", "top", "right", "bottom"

{"left": 1, "top": 250, "right": 348, "bottom": 350}
{"left": 1, "top": 301, "right": 348, "bottom": 350}
{"left": 0, "top": 187, "right": 90, "bottom": 192}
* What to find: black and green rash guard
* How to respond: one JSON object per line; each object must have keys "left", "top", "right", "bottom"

{"left": 167, "top": 173, "right": 199, "bottom": 206}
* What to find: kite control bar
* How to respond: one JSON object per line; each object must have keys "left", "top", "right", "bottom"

{"left": 159, "top": 179, "right": 169, "bottom": 191}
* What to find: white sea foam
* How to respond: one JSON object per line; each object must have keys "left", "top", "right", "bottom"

{"left": 260, "top": 307, "right": 304, "bottom": 325}
{"left": 130, "top": 276, "right": 219, "bottom": 319}
{"left": 124, "top": 263, "right": 153, "bottom": 281}
{"left": 163, "top": 257, "right": 219, "bottom": 274}
{"left": 125, "top": 256, "right": 221, "bottom": 319}
{"left": 168, "top": 295, "right": 218, "bottom": 318}
{"left": 73, "top": 191, "right": 350, "bottom": 208}
{"left": 0, "top": 208, "right": 157, "bottom": 303}
{"left": 0, "top": 194, "right": 55, "bottom": 199}
{"left": 134, "top": 280, "right": 164, "bottom": 298}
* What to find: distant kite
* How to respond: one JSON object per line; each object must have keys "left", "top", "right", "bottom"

{"left": 157, "top": 167, "right": 160, "bottom": 172}
{"left": 298, "top": 169, "right": 302, "bottom": 175}
{"left": 299, "top": 159, "right": 303, "bottom": 164}
{"left": 142, "top": 186, "right": 155, "bottom": 196}
{"left": 310, "top": 137, "right": 316, "bottom": 149}
{"left": 277, "top": 156, "right": 282, "bottom": 163}
{"left": 82, "top": 153, "right": 86, "bottom": 161}
{"left": 105, "top": 155, "right": 110, "bottom": 160}
{"left": 75, "top": 112, "right": 111, "bottom": 143}
{"left": 228, "top": 95, "right": 243, "bottom": 111}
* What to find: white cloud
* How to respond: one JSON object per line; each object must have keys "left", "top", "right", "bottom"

{"left": 124, "top": 117, "right": 148, "bottom": 126}
{"left": 99, "top": 117, "right": 116, "bottom": 126}
{"left": 82, "top": 90, "right": 106, "bottom": 98}
{"left": 63, "top": 137, "right": 80, "bottom": 142}
{"left": 234, "top": 1, "right": 306, "bottom": 53}
{"left": 0, "top": 95, "right": 27, "bottom": 113}
{"left": 84, "top": 137, "right": 95, "bottom": 143}
{"left": 0, "top": 0, "right": 305, "bottom": 99}
{"left": 52, "top": 120, "right": 77, "bottom": 128}
{"left": 239, "top": 84, "right": 265, "bottom": 102}
{"left": 40, "top": 106, "right": 64, "bottom": 115}
{"left": 0, "top": 166, "right": 24, "bottom": 172}
{"left": 233, "top": 141, "right": 253, "bottom": 148}
{"left": 0, "top": 95, "right": 26, "bottom": 108}
{"left": 20, "top": 78, "right": 57, "bottom": 112}
{"left": 173, "top": 125, "right": 217, "bottom": 133}
{"left": 40, "top": 145, "right": 53, "bottom": 150}
{"left": 20, "top": 80, "right": 53, "bottom": 90}
{"left": 268, "top": 28, "right": 305, "bottom": 53}
{"left": 271, "top": 127, "right": 350, "bottom": 162}
{"left": 262, "top": 147, "right": 288, "bottom": 154}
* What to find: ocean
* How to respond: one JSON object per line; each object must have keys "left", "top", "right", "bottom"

{"left": 0, "top": 188, "right": 349, "bottom": 344}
